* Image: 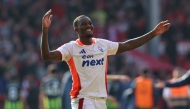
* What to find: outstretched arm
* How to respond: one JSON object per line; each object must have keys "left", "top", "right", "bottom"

{"left": 40, "top": 9, "right": 62, "bottom": 61}
{"left": 39, "top": 92, "right": 45, "bottom": 109}
{"left": 116, "top": 20, "right": 171, "bottom": 54}
{"left": 165, "top": 72, "right": 190, "bottom": 87}
{"left": 107, "top": 75, "right": 130, "bottom": 82}
{"left": 155, "top": 71, "right": 190, "bottom": 88}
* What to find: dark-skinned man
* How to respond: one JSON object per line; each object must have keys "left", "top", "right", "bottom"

{"left": 41, "top": 9, "right": 170, "bottom": 109}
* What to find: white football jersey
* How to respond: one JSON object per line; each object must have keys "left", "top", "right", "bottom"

{"left": 57, "top": 38, "right": 118, "bottom": 98}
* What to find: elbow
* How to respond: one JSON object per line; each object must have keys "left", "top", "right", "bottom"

{"left": 41, "top": 56, "right": 48, "bottom": 61}
{"left": 41, "top": 54, "right": 50, "bottom": 61}
{"left": 40, "top": 50, "right": 52, "bottom": 61}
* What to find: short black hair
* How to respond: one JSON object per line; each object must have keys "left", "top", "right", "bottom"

{"left": 73, "top": 15, "right": 88, "bottom": 28}
{"left": 142, "top": 68, "right": 150, "bottom": 74}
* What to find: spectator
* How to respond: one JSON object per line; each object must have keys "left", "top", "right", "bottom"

{"left": 122, "top": 68, "right": 159, "bottom": 109}
{"left": 4, "top": 74, "right": 28, "bottom": 109}
{"left": 61, "top": 70, "right": 72, "bottom": 109}
{"left": 39, "top": 64, "right": 62, "bottom": 109}
{"left": 163, "top": 68, "right": 190, "bottom": 109}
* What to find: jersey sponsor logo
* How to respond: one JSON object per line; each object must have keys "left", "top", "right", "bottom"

{"left": 82, "top": 58, "right": 104, "bottom": 67}
{"left": 82, "top": 55, "right": 93, "bottom": 59}
{"left": 79, "top": 49, "right": 86, "bottom": 54}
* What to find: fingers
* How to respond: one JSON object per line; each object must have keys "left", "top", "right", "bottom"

{"left": 158, "top": 20, "right": 170, "bottom": 29}
{"left": 162, "top": 20, "right": 170, "bottom": 26}
{"left": 160, "top": 20, "right": 169, "bottom": 25}
{"left": 43, "top": 9, "right": 52, "bottom": 19}
{"left": 164, "top": 23, "right": 171, "bottom": 31}
{"left": 163, "top": 23, "right": 171, "bottom": 26}
{"left": 163, "top": 20, "right": 169, "bottom": 23}
{"left": 164, "top": 24, "right": 171, "bottom": 30}
{"left": 49, "top": 15, "right": 53, "bottom": 21}
{"left": 161, "top": 20, "right": 171, "bottom": 31}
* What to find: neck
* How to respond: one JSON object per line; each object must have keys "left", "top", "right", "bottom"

{"left": 79, "top": 37, "right": 92, "bottom": 45}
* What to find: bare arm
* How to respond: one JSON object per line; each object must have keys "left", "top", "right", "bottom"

{"left": 107, "top": 75, "right": 130, "bottom": 82}
{"left": 20, "top": 95, "right": 29, "bottom": 109}
{"left": 116, "top": 20, "right": 171, "bottom": 54}
{"left": 39, "top": 92, "right": 45, "bottom": 109}
{"left": 40, "top": 9, "right": 62, "bottom": 61}
{"left": 155, "top": 72, "right": 190, "bottom": 88}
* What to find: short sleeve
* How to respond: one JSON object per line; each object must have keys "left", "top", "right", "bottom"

{"left": 100, "top": 39, "right": 118, "bottom": 55}
{"left": 56, "top": 42, "right": 72, "bottom": 61}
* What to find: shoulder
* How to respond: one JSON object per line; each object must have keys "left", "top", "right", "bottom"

{"left": 94, "top": 38, "right": 116, "bottom": 45}
{"left": 58, "top": 41, "right": 79, "bottom": 50}
{"left": 94, "top": 38, "right": 109, "bottom": 42}
{"left": 64, "top": 41, "right": 77, "bottom": 46}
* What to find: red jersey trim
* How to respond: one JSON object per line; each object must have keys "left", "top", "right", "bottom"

{"left": 67, "top": 57, "right": 81, "bottom": 98}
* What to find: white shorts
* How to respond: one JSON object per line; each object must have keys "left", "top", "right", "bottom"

{"left": 71, "top": 97, "right": 107, "bottom": 109}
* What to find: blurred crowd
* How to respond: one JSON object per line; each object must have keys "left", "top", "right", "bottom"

{"left": 160, "top": 0, "right": 190, "bottom": 69}
{"left": 0, "top": 0, "right": 190, "bottom": 109}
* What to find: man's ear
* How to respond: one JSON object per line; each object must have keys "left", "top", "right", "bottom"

{"left": 74, "top": 27, "right": 78, "bottom": 33}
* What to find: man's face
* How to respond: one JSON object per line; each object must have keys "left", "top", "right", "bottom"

{"left": 76, "top": 17, "right": 94, "bottom": 38}
{"left": 173, "top": 70, "right": 182, "bottom": 78}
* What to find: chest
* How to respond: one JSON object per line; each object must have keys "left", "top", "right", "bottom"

{"left": 72, "top": 44, "right": 107, "bottom": 67}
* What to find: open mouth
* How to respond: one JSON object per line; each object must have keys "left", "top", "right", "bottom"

{"left": 86, "top": 29, "right": 92, "bottom": 32}
{"left": 86, "top": 29, "right": 93, "bottom": 35}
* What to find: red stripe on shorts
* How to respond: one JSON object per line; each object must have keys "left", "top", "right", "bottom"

{"left": 78, "top": 98, "right": 84, "bottom": 109}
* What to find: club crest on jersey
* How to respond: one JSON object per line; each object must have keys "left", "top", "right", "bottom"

{"left": 79, "top": 49, "right": 86, "bottom": 54}
{"left": 98, "top": 46, "right": 103, "bottom": 52}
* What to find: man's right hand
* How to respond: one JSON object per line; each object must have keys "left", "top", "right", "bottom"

{"left": 42, "top": 9, "right": 53, "bottom": 30}
{"left": 155, "top": 81, "right": 166, "bottom": 88}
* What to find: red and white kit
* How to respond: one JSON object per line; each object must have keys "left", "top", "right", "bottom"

{"left": 57, "top": 38, "right": 118, "bottom": 109}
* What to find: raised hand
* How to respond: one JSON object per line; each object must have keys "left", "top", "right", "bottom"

{"left": 42, "top": 9, "right": 53, "bottom": 30}
{"left": 152, "top": 20, "right": 171, "bottom": 36}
